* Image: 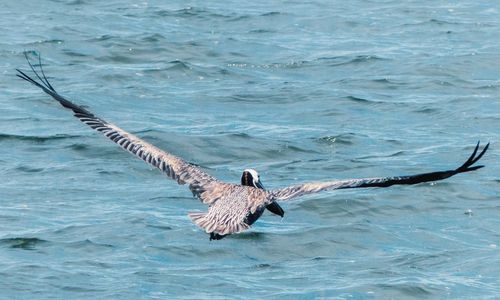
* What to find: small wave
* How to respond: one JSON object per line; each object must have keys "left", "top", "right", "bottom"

{"left": 317, "top": 55, "right": 386, "bottom": 67}
{"left": 227, "top": 60, "right": 307, "bottom": 70}
{"left": 371, "top": 78, "right": 408, "bottom": 86}
{"left": 475, "top": 83, "right": 499, "bottom": 90}
{"left": 88, "top": 34, "right": 117, "bottom": 42}
{"left": 312, "top": 256, "right": 331, "bottom": 261}
{"left": 413, "top": 107, "right": 440, "bottom": 114}
{"left": 65, "top": 143, "right": 89, "bottom": 151}
{"left": 170, "top": 7, "right": 209, "bottom": 17}
{"left": 371, "top": 78, "right": 392, "bottom": 84}
{"left": 227, "top": 15, "right": 251, "bottom": 22}
{"left": 260, "top": 145, "right": 318, "bottom": 158}
{"left": 62, "top": 49, "right": 89, "bottom": 57}
{"left": 317, "top": 133, "right": 356, "bottom": 146}
{"left": 253, "top": 263, "right": 273, "bottom": 269}
{"left": 281, "top": 144, "right": 313, "bottom": 154}
{"left": 248, "top": 29, "right": 277, "bottom": 34}
{"left": 66, "top": 0, "right": 87, "bottom": 5}
{"left": 229, "top": 55, "right": 385, "bottom": 71}
{"left": 154, "top": 7, "right": 203, "bottom": 18}
{"left": 261, "top": 11, "right": 282, "bottom": 17}
{"left": 154, "top": 7, "right": 239, "bottom": 21}
{"left": 65, "top": 239, "right": 115, "bottom": 250}
{"left": 391, "top": 251, "right": 452, "bottom": 269}
{"left": 429, "top": 79, "right": 455, "bottom": 87}
{"left": 429, "top": 18, "right": 462, "bottom": 26}
{"left": 350, "top": 55, "right": 385, "bottom": 64}
{"left": 33, "top": 39, "right": 64, "bottom": 45}
{"left": 15, "top": 165, "right": 45, "bottom": 173}
{"left": 226, "top": 132, "right": 252, "bottom": 139}
{"left": 53, "top": 224, "right": 85, "bottom": 235}
{"left": 141, "top": 33, "right": 167, "bottom": 43}
{"left": 0, "top": 133, "right": 80, "bottom": 142}
{"left": 347, "top": 95, "right": 370, "bottom": 103}
{"left": 166, "top": 60, "right": 192, "bottom": 71}
{"left": 96, "top": 53, "right": 137, "bottom": 64}
{"left": 146, "top": 224, "right": 173, "bottom": 230}
{"left": 377, "top": 283, "right": 434, "bottom": 297}
{"left": 60, "top": 286, "right": 105, "bottom": 293}
{"left": 142, "top": 62, "right": 226, "bottom": 78}
{"left": 345, "top": 95, "right": 378, "bottom": 103}
{"left": 357, "top": 150, "right": 406, "bottom": 160}
{"left": 0, "top": 237, "right": 49, "bottom": 250}
{"left": 225, "top": 93, "right": 292, "bottom": 104}
{"left": 227, "top": 93, "right": 263, "bottom": 103}
{"left": 402, "top": 18, "right": 468, "bottom": 27}
{"left": 96, "top": 169, "right": 123, "bottom": 175}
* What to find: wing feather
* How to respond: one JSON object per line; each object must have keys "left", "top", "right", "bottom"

{"left": 270, "top": 142, "right": 489, "bottom": 201}
{"left": 17, "top": 54, "right": 220, "bottom": 204}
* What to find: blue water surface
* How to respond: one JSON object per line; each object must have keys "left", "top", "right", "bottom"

{"left": 1, "top": 1, "right": 499, "bottom": 299}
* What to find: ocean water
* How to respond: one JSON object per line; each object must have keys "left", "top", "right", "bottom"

{"left": 1, "top": 0, "right": 499, "bottom": 299}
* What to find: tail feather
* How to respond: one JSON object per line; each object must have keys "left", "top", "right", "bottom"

{"left": 188, "top": 212, "right": 250, "bottom": 235}
{"left": 188, "top": 212, "right": 209, "bottom": 232}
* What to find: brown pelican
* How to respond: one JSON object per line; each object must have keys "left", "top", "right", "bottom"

{"left": 17, "top": 55, "right": 489, "bottom": 240}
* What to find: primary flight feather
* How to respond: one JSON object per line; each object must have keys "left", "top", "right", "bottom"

{"left": 17, "top": 54, "right": 489, "bottom": 240}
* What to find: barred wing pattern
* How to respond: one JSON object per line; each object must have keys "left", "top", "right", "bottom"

{"left": 16, "top": 56, "right": 220, "bottom": 204}
{"left": 270, "top": 142, "right": 489, "bottom": 202}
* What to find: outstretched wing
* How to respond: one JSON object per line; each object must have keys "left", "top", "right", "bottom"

{"left": 270, "top": 142, "right": 489, "bottom": 201}
{"left": 17, "top": 53, "right": 221, "bottom": 204}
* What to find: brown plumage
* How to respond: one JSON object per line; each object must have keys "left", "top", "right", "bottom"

{"left": 17, "top": 54, "right": 489, "bottom": 240}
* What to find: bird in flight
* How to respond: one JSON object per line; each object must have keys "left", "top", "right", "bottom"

{"left": 17, "top": 54, "right": 489, "bottom": 240}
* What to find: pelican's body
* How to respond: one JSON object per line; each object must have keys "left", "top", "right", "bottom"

{"left": 17, "top": 54, "right": 489, "bottom": 240}
{"left": 190, "top": 183, "right": 269, "bottom": 240}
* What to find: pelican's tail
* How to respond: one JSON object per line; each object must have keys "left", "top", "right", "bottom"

{"left": 188, "top": 211, "right": 249, "bottom": 240}
{"left": 188, "top": 212, "right": 209, "bottom": 230}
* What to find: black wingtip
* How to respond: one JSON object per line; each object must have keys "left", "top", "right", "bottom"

{"left": 471, "top": 142, "right": 489, "bottom": 165}
{"left": 37, "top": 53, "right": 55, "bottom": 91}
{"left": 16, "top": 69, "right": 44, "bottom": 89}
{"left": 18, "top": 53, "right": 96, "bottom": 118}
{"left": 457, "top": 141, "right": 489, "bottom": 172}
{"left": 462, "top": 165, "right": 484, "bottom": 172}
{"left": 463, "top": 141, "right": 480, "bottom": 167}
{"left": 20, "top": 52, "right": 56, "bottom": 92}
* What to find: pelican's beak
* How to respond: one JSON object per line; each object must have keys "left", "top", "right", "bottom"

{"left": 255, "top": 179, "right": 265, "bottom": 190}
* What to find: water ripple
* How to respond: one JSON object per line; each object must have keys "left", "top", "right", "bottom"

{"left": 0, "top": 133, "right": 81, "bottom": 142}
{"left": 2, "top": 0, "right": 499, "bottom": 299}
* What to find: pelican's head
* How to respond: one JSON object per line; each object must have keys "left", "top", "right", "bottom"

{"left": 241, "top": 168, "right": 264, "bottom": 189}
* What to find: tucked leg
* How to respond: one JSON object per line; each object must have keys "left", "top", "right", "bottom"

{"left": 210, "top": 232, "right": 226, "bottom": 240}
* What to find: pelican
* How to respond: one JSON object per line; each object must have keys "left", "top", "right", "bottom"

{"left": 17, "top": 55, "right": 489, "bottom": 240}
